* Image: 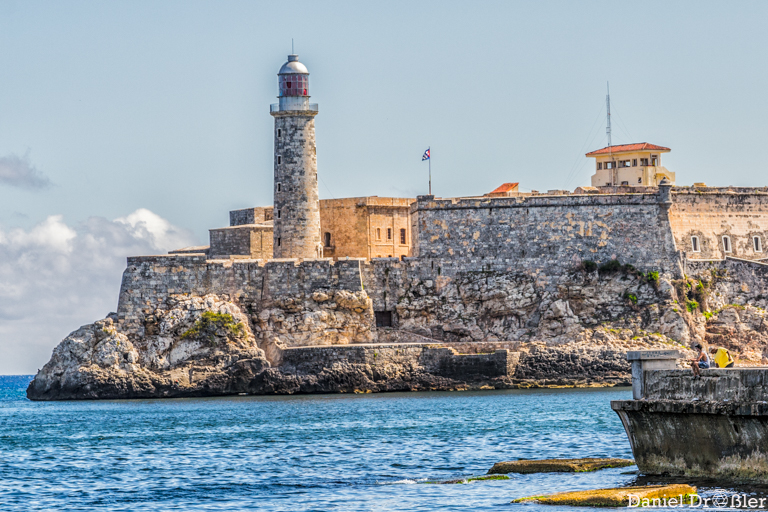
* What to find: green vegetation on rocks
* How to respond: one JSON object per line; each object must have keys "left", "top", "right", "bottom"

{"left": 181, "top": 312, "right": 245, "bottom": 343}
{"left": 512, "top": 484, "right": 697, "bottom": 507}
{"left": 488, "top": 458, "right": 634, "bottom": 475}
{"left": 421, "top": 474, "right": 510, "bottom": 484}
{"left": 598, "top": 260, "right": 623, "bottom": 273}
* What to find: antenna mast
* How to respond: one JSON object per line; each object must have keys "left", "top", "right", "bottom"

{"left": 606, "top": 82, "right": 612, "bottom": 149}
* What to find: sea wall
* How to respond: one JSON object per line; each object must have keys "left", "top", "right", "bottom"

{"left": 613, "top": 368, "right": 768, "bottom": 482}
{"left": 280, "top": 344, "right": 517, "bottom": 381}
{"left": 643, "top": 368, "right": 768, "bottom": 401}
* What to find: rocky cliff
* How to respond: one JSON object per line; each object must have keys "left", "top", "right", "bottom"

{"left": 27, "top": 260, "right": 767, "bottom": 400}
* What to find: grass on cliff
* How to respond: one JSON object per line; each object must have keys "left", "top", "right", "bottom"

{"left": 672, "top": 275, "right": 717, "bottom": 316}
{"left": 181, "top": 312, "right": 245, "bottom": 343}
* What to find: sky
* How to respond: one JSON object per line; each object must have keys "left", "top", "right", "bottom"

{"left": 2, "top": 0, "right": 768, "bottom": 374}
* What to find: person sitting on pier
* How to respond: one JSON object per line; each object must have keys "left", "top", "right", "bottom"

{"left": 691, "top": 343, "right": 710, "bottom": 377}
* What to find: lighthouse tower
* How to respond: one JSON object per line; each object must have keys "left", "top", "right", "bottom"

{"left": 270, "top": 54, "right": 321, "bottom": 259}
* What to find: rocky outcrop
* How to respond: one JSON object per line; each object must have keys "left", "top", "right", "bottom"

{"left": 394, "top": 269, "right": 692, "bottom": 345}
{"left": 27, "top": 296, "right": 270, "bottom": 400}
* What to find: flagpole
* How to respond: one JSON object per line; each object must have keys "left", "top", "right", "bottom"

{"left": 428, "top": 146, "right": 431, "bottom": 196}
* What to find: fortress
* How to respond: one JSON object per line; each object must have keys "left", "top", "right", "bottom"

{"left": 27, "top": 54, "right": 768, "bottom": 400}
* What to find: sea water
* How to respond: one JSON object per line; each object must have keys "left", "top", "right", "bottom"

{"left": 0, "top": 376, "right": 739, "bottom": 511}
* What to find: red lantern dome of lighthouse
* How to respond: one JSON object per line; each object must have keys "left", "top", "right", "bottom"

{"left": 278, "top": 55, "right": 309, "bottom": 97}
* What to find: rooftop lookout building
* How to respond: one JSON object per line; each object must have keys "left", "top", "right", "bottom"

{"left": 587, "top": 143, "right": 674, "bottom": 187}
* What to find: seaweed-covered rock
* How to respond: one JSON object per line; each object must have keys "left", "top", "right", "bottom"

{"left": 512, "top": 484, "right": 697, "bottom": 507}
{"left": 488, "top": 457, "right": 634, "bottom": 475}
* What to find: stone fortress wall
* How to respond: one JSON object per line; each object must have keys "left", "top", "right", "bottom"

{"left": 410, "top": 186, "right": 682, "bottom": 277}
{"left": 668, "top": 187, "right": 768, "bottom": 260}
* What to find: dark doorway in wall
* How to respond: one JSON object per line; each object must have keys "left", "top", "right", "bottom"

{"left": 375, "top": 311, "right": 392, "bottom": 327}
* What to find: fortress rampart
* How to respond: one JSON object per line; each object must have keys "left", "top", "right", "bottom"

{"left": 410, "top": 188, "right": 682, "bottom": 276}
{"left": 669, "top": 187, "right": 768, "bottom": 260}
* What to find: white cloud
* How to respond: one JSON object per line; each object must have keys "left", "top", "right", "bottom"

{"left": 115, "top": 208, "right": 194, "bottom": 254}
{"left": 0, "top": 210, "right": 197, "bottom": 375}
{"left": 0, "top": 151, "right": 51, "bottom": 190}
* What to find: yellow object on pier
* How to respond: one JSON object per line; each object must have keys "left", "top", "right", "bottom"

{"left": 714, "top": 347, "right": 735, "bottom": 368}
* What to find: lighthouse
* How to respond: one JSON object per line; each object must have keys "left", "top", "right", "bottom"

{"left": 270, "top": 54, "right": 321, "bottom": 259}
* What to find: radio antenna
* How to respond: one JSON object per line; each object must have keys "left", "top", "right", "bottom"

{"left": 606, "top": 82, "right": 612, "bottom": 150}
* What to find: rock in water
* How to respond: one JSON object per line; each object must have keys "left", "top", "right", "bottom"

{"left": 488, "top": 457, "right": 634, "bottom": 474}
{"left": 512, "top": 484, "right": 697, "bottom": 507}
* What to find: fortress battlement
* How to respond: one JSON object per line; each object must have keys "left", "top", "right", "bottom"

{"left": 413, "top": 190, "right": 664, "bottom": 212}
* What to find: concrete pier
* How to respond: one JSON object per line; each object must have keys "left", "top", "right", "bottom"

{"left": 612, "top": 355, "right": 768, "bottom": 482}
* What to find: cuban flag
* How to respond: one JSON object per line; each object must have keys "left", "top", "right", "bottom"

{"left": 422, "top": 148, "right": 430, "bottom": 161}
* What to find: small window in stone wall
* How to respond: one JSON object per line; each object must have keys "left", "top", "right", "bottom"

{"left": 376, "top": 228, "right": 381, "bottom": 240}
{"left": 324, "top": 232, "right": 332, "bottom": 247}
{"left": 277, "top": 128, "right": 282, "bottom": 138}
{"left": 400, "top": 228, "right": 406, "bottom": 244}
{"left": 375, "top": 311, "right": 393, "bottom": 327}
{"left": 277, "top": 156, "right": 282, "bottom": 164}
{"left": 723, "top": 236, "right": 732, "bottom": 253}
{"left": 691, "top": 236, "right": 700, "bottom": 252}
{"left": 755, "top": 236, "right": 763, "bottom": 252}
{"left": 277, "top": 183, "right": 281, "bottom": 192}
{"left": 277, "top": 237, "right": 281, "bottom": 247}
{"left": 277, "top": 210, "right": 281, "bottom": 219}
{"left": 387, "top": 228, "right": 392, "bottom": 240}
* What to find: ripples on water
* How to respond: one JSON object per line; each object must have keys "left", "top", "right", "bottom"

{"left": 0, "top": 376, "right": 731, "bottom": 511}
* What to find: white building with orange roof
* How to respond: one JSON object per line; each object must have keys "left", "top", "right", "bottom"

{"left": 587, "top": 143, "right": 674, "bottom": 187}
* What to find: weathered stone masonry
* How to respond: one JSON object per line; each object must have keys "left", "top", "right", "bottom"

{"left": 669, "top": 188, "right": 768, "bottom": 261}
{"left": 410, "top": 185, "right": 682, "bottom": 277}
{"left": 271, "top": 112, "right": 321, "bottom": 259}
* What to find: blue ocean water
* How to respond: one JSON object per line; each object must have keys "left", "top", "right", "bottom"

{"left": 0, "top": 376, "right": 726, "bottom": 511}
